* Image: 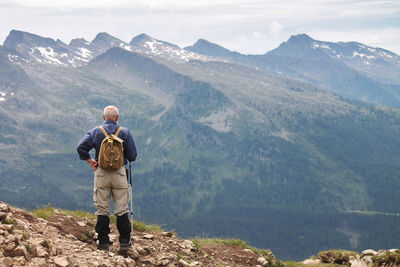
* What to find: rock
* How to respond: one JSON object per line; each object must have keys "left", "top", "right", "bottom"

{"left": 156, "top": 253, "right": 176, "bottom": 266}
{"left": 303, "top": 258, "right": 322, "bottom": 265}
{"left": 77, "top": 221, "right": 86, "bottom": 227}
{"left": 54, "top": 256, "right": 70, "bottom": 267}
{"left": 56, "top": 246, "right": 63, "bottom": 255}
{"left": 2, "top": 224, "right": 13, "bottom": 232}
{"left": 349, "top": 255, "right": 369, "bottom": 267}
{"left": 178, "top": 259, "right": 191, "bottom": 267}
{"left": 180, "top": 240, "right": 196, "bottom": 254}
{"left": 115, "top": 256, "right": 126, "bottom": 266}
{"left": 143, "top": 234, "right": 154, "bottom": 240}
{"left": 257, "top": 257, "right": 269, "bottom": 267}
{"left": 243, "top": 248, "right": 255, "bottom": 254}
{"left": 4, "top": 242, "right": 16, "bottom": 252}
{"left": 362, "top": 249, "right": 377, "bottom": 255}
{"left": 66, "top": 234, "right": 76, "bottom": 240}
{"left": 15, "top": 219, "right": 30, "bottom": 233}
{"left": 0, "top": 202, "right": 9, "bottom": 212}
{"left": 0, "top": 212, "right": 7, "bottom": 221}
{"left": 35, "top": 245, "right": 48, "bottom": 258}
{"left": 8, "top": 245, "right": 28, "bottom": 258}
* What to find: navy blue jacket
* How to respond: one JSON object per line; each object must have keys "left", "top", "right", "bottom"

{"left": 77, "top": 120, "right": 137, "bottom": 164}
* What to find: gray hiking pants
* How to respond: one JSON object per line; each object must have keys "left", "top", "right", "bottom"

{"left": 93, "top": 167, "right": 129, "bottom": 216}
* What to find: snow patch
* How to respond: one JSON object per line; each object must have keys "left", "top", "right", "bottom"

{"left": 352, "top": 51, "right": 375, "bottom": 60}
{"left": 312, "top": 42, "right": 331, "bottom": 50}
{"left": 144, "top": 40, "right": 163, "bottom": 54}
{"left": 36, "top": 46, "right": 64, "bottom": 64}
{"left": 76, "top": 47, "right": 93, "bottom": 59}
{"left": 8, "top": 54, "right": 19, "bottom": 62}
{"left": 119, "top": 43, "right": 132, "bottom": 52}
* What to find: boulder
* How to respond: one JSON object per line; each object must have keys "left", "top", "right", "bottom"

{"left": 0, "top": 212, "right": 7, "bottom": 221}
{"left": 54, "top": 256, "right": 70, "bottom": 267}
{"left": 0, "top": 202, "right": 10, "bottom": 212}
{"left": 8, "top": 245, "right": 28, "bottom": 259}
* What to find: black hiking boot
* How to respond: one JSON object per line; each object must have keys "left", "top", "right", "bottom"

{"left": 96, "top": 240, "right": 110, "bottom": 251}
{"left": 119, "top": 240, "right": 132, "bottom": 253}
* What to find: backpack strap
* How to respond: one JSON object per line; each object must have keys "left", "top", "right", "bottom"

{"left": 99, "top": 126, "right": 109, "bottom": 137}
{"left": 115, "top": 127, "right": 122, "bottom": 137}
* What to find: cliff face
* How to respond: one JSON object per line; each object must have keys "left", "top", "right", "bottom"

{"left": 0, "top": 202, "right": 280, "bottom": 266}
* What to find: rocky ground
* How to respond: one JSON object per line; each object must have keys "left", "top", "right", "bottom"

{"left": 1, "top": 201, "right": 399, "bottom": 267}
{"left": 0, "top": 202, "right": 280, "bottom": 266}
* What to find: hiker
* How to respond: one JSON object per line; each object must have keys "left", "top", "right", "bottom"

{"left": 77, "top": 105, "right": 137, "bottom": 251}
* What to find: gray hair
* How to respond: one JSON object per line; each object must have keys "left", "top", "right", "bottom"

{"left": 103, "top": 105, "right": 119, "bottom": 120}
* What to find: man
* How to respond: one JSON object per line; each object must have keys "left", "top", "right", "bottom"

{"left": 77, "top": 105, "right": 137, "bottom": 251}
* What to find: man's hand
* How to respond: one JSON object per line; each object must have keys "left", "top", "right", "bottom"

{"left": 86, "top": 158, "right": 98, "bottom": 172}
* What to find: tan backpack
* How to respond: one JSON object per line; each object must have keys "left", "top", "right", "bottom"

{"left": 98, "top": 126, "right": 124, "bottom": 170}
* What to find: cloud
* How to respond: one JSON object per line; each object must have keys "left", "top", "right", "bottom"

{"left": 0, "top": 0, "right": 399, "bottom": 54}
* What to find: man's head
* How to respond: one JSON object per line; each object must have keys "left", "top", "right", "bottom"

{"left": 103, "top": 105, "right": 119, "bottom": 122}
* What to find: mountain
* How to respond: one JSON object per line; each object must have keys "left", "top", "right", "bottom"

{"left": 269, "top": 34, "right": 400, "bottom": 84}
{"left": 185, "top": 34, "right": 400, "bottom": 108}
{"left": 129, "top": 33, "right": 213, "bottom": 62}
{"left": 1, "top": 30, "right": 400, "bottom": 260}
{"left": 3, "top": 30, "right": 214, "bottom": 67}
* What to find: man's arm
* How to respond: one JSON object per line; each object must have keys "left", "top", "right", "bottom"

{"left": 125, "top": 129, "right": 137, "bottom": 162}
{"left": 77, "top": 131, "right": 97, "bottom": 171}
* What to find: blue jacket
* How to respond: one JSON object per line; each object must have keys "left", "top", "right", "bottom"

{"left": 77, "top": 120, "right": 137, "bottom": 164}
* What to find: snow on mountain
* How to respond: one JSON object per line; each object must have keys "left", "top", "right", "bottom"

{"left": 3, "top": 30, "right": 215, "bottom": 67}
{"left": 267, "top": 34, "right": 400, "bottom": 84}
{"left": 129, "top": 33, "right": 213, "bottom": 62}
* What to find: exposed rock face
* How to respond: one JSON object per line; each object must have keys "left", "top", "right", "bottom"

{"left": 0, "top": 201, "right": 279, "bottom": 266}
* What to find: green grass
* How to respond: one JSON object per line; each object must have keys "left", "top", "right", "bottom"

{"left": 317, "top": 249, "right": 359, "bottom": 265}
{"left": 132, "top": 220, "right": 163, "bottom": 232}
{"left": 284, "top": 262, "right": 340, "bottom": 267}
{"left": 32, "top": 206, "right": 96, "bottom": 221}
{"left": 32, "top": 206, "right": 163, "bottom": 232}
{"left": 191, "top": 238, "right": 274, "bottom": 257}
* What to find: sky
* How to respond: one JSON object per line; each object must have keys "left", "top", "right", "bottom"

{"left": 0, "top": 0, "right": 399, "bottom": 55}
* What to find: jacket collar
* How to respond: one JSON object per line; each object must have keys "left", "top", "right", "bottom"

{"left": 104, "top": 120, "right": 117, "bottom": 125}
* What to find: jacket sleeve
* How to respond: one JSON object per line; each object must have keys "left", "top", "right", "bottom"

{"left": 125, "top": 129, "right": 137, "bottom": 162}
{"left": 77, "top": 131, "right": 94, "bottom": 160}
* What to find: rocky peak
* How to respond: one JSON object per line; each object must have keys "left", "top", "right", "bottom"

{"left": 287, "top": 33, "right": 314, "bottom": 45}
{"left": 185, "top": 39, "right": 232, "bottom": 58}
{"left": 3, "top": 30, "right": 57, "bottom": 50}
{"left": 69, "top": 38, "right": 91, "bottom": 48}
{"left": 91, "top": 32, "right": 126, "bottom": 48}
{"left": 130, "top": 33, "right": 153, "bottom": 45}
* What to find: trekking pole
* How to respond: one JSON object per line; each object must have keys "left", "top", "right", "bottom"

{"left": 129, "top": 161, "right": 134, "bottom": 225}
